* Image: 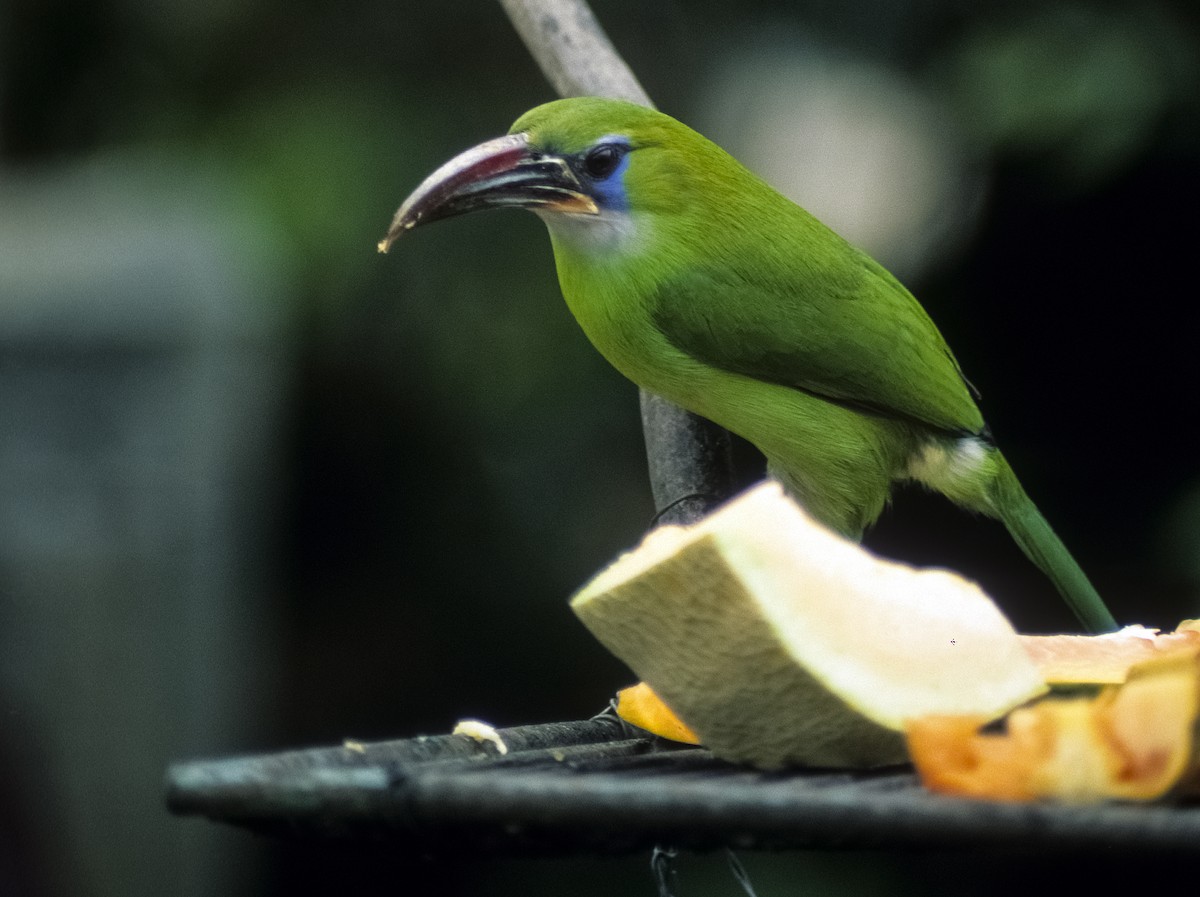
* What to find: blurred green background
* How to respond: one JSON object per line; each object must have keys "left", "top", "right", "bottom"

{"left": 1, "top": 0, "right": 1198, "bottom": 894}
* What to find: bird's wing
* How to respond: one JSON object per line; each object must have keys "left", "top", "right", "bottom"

{"left": 649, "top": 250, "right": 986, "bottom": 436}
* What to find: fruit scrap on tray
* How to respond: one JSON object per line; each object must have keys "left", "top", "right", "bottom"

{"left": 571, "top": 482, "right": 1200, "bottom": 802}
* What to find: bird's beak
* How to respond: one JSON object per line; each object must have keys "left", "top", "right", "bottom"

{"left": 377, "top": 132, "right": 599, "bottom": 253}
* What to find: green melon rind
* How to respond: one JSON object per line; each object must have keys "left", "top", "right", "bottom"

{"left": 570, "top": 482, "right": 1047, "bottom": 769}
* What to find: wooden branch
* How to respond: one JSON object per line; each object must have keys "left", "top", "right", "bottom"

{"left": 498, "top": 0, "right": 652, "bottom": 104}
{"left": 498, "top": 0, "right": 735, "bottom": 525}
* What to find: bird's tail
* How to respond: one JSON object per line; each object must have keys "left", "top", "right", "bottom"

{"left": 988, "top": 454, "right": 1117, "bottom": 634}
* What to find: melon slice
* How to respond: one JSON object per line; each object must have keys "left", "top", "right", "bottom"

{"left": 1021, "top": 624, "right": 1200, "bottom": 684}
{"left": 571, "top": 482, "right": 1047, "bottom": 769}
{"left": 907, "top": 642, "right": 1200, "bottom": 802}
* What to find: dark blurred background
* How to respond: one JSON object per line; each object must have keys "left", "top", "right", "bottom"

{"left": 1, "top": 0, "right": 1198, "bottom": 894}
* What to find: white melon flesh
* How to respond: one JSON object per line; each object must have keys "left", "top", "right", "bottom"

{"left": 571, "top": 482, "right": 1048, "bottom": 769}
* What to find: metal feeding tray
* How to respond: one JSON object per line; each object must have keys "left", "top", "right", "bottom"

{"left": 166, "top": 717, "right": 1200, "bottom": 855}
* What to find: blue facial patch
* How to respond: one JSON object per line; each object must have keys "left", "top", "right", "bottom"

{"left": 582, "top": 135, "right": 633, "bottom": 212}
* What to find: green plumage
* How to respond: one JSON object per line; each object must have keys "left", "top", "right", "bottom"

{"left": 391, "top": 97, "right": 1117, "bottom": 633}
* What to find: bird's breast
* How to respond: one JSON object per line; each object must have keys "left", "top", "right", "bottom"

{"left": 546, "top": 221, "right": 698, "bottom": 387}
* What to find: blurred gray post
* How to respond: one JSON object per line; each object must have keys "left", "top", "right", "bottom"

{"left": 499, "top": 0, "right": 736, "bottom": 525}
{"left": 0, "top": 157, "right": 289, "bottom": 896}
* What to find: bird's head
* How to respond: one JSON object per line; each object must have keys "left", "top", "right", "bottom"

{"left": 379, "top": 98, "right": 732, "bottom": 257}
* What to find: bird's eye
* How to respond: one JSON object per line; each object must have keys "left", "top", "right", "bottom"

{"left": 583, "top": 143, "right": 622, "bottom": 179}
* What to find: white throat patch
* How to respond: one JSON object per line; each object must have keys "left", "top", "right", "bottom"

{"left": 537, "top": 207, "right": 641, "bottom": 257}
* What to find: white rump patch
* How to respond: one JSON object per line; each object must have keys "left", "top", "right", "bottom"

{"left": 906, "top": 436, "right": 988, "bottom": 493}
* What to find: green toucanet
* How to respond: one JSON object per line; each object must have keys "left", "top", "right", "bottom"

{"left": 379, "top": 97, "right": 1117, "bottom": 634}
